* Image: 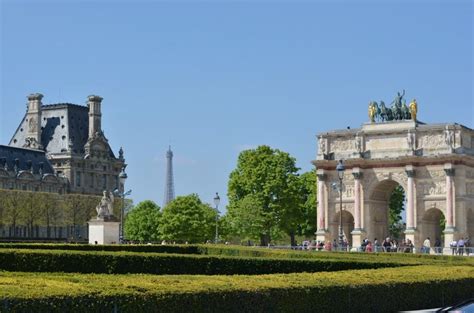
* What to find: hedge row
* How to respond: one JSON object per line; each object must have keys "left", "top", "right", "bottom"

{"left": 0, "top": 244, "right": 470, "bottom": 266}
{"left": 2, "top": 266, "right": 473, "bottom": 312}
{"left": 0, "top": 243, "right": 201, "bottom": 254}
{"left": 0, "top": 249, "right": 406, "bottom": 275}
{"left": 198, "top": 245, "right": 474, "bottom": 266}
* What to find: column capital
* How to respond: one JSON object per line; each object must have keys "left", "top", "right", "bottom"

{"left": 444, "top": 168, "right": 455, "bottom": 177}
{"left": 316, "top": 174, "right": 327, "bottom": 181}
{"left": 352, "top": 167, "right": 362, "bottom": 180}
{"left": 405, "top": 170, "right": 415, "bottom": 178}
{"left": 444, "top": 163, "right": 455, "bottom": 176}
{"left": 316, "top": 169, "right": 327, "bottom": 181}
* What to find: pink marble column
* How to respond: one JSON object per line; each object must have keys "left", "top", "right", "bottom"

{"left": 317, "top": 174, "right": 326, "bottom": 231}
{"left": 352, "top": 172, "right": 362, "bottom": 230}
{"left": 405, "top": 169, "right": 415, "bottom": 230}
{"left": 444, "top": 168, "right": 455, "bottom": 229}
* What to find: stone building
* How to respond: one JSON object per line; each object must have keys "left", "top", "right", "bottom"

{"left": 2, "top": 93, "right": 125, "bottom": 196}
{"left": 314, "top": 120, "right": 474, "bottom": 249}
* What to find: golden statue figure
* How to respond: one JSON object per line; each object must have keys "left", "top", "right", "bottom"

{"left": 409, "top": 99, "right": 418, "bottom": 121}
{"left": 368, "top": 102, "right": 376, "bottom": 123}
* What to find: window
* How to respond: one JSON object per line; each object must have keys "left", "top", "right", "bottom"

{"left": 102, "top": 174, "right": 107, "bottom": 189}
{"left": 76, "top": 171, "right": 81, "bottom": 187}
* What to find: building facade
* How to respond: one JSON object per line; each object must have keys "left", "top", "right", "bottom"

{"left": 2, "top": 93, "right": 125, "bottom": 196}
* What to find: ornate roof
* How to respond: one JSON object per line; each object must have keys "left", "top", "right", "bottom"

{"left": 9, "top": 103, "right": 115, "bottom": 158}
{"left": 0, "top": 145, "right": 55, "bottom": 175}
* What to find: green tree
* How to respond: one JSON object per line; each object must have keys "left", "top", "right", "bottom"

{"left": 38, "top": 193, "right": 62, "bottom": 238}
{"left": 160, "top": 194, "right": 216, "bottom": 243}
{"left": 19, "top": 192, "right": 42, "bottom": 238}
{"left": 298, "top": 170, "right": 317, "bottom": 238}
{"left": 389, "top": 185, "right": 405, "bottom": 239}
{"left": 227, "top": 145, "right": 301, "bottom": 246}
{"left": 64, "top": 194, "right": 100, "bottom": 239}
{"left": 124, "top": 200, "right": 161, "bottom": 242}
{"left": 0, "top": 190, "right": 22, "bottom": 237}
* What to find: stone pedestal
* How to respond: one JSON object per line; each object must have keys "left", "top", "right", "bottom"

{"left": 88, "top": 217, "right": 120, "bottom": 245}
{"left": 350, "top": 229, "right": 366, "bottom": 251}
{"left": 404, "top": 229, "right": 417, "bottom": 253}
{"left": 315, "top": 229, "right": 329, "bottom": 244}
{"left": 443, "top": 228, "right": 456, "bottom": 251}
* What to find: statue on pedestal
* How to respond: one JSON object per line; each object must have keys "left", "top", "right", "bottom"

{"left": 96, "top": 190, "right": 114, "bottom": 219}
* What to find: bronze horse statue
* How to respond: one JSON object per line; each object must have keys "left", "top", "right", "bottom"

{"left": 379, "top": 101, "right": 392, "bottom": 121}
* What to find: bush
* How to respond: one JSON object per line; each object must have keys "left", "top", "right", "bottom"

{"left": 1, "top": 266, "right": 473, "bottom": 312}
{"left": 0, "top": 249, "right": 405, "bottom": 275}
{"left": 198, "top": 245, "right": 474, "bottom": 266}
{"left": 0, "top": 243, "right": 201, "bottom": 254}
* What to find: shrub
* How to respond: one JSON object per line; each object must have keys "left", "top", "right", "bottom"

{"left": 1, "top": 266, "right": 473, "bottom": 312}
{"left": 0, "top": 249, "right": 405, "bottom": 275}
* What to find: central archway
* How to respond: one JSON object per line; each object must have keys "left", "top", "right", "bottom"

{"left": 366, "top": 179, "right": 406, "bottom": 244}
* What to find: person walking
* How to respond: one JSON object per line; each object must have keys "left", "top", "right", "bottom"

{"left": 457, "top": 238, "right": 465, "bottom": 256}
{"left": 434, "top": 238, "right": 442, "bottom": 255}
{"left": 423, "top": 237, "right": 431, "bottom": 254}
{"left": 450, "top": 240, "right": 458, "bottom": 256}
{"left": 465, "top": 238, "right": 471, "bottom": 256}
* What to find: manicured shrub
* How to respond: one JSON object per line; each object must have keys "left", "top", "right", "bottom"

{"left": 0, "top": 249, "right": 404, "bottom": 275}
{"left": 0, "top": 266, "right": 473, "bottom": 312}
{"left": 0, "top": 243, "right": 201, "bottom": 254}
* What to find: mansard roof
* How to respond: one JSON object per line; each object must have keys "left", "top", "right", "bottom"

{"left": 0, "top": 145, "right": 55, "bottom": 175}
{"left": 9, "top": 103, "right": 115, "bottom": 158}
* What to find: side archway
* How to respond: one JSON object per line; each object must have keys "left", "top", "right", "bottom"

{"left": 420, "top": 208, "right": 445, "bottom": 247}
{"left": 330, "top": 210, "right": 355, "bottom": 246}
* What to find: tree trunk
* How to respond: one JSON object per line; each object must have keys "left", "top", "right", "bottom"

{"left": 290, "top": 231, "right": 296, "bottom": 247}
{"left": 260, "top": 234, "right": 270, "bottom": 246}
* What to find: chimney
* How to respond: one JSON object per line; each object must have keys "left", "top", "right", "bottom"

{"left": 25, "top": 93, "right": 43, "bottom": 149}
{"left": 87, "top": 95, "right": 103, "bottom": 139}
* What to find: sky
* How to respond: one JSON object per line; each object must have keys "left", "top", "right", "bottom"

{"left": 1, "top": 0, "right": 473, "bottom": 210}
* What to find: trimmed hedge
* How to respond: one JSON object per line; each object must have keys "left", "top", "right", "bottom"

{"left": 0, "top": 249, "right": 406, "bottom": 275}
{"left": 0, "top": 243, "right": 201, "bottom": 254}
{"left": 1, "top": 266, "right": 473, "bottom": 312}
{"left": 0, "top": 244, "right": 471, "bottom": 266}
{"left": 198, "top": 245, "right": 474, "bottom": 265}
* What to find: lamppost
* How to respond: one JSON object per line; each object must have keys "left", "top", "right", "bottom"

{"left": 115, "top": 167, "right": 132, "bottom": 244}
{"left": 213, "top": 192, "right": 220, "bottom": 244}
{"left": 336, "top": 160, "right": 346, "bottom": 250}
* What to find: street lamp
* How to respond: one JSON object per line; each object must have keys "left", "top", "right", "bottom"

{"left": 213, "top": 192, "right": 220, "bottom": 244}
{"left": 115, "top": 167, "right": 132, "bottom": 244}
{"left": 336, "top": 159, "right": 346, "bottom": 251}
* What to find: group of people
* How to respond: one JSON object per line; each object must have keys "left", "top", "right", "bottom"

{"left": 449, "top": 238, "right": 471, "bottom": 256}
{"left": 298, "top": 236, "right": 471, "bottom": 256}
{"left": 360, "top": 237, "right": 414, "bottom": 253}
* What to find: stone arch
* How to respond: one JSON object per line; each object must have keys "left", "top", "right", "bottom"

{"left": 420, "top": 208, "right": 445, "bottom": 246}
{"left": 365, "top": 179, "right": 406, "bottom": 242}
{"left": 466, "top": 207, "right": 474, "bottom": 241}
{"left": 330, "top": 210, "right": 355, "bottom": 245}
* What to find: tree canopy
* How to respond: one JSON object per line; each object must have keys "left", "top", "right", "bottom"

{"left": 124, "top": 200, "right": 161, "bottom": 242}
{"left": 227, "top": 145, "right": 303, "bottom": 246}
{"left": 160, "top": 194, "right": 216, "bottom": 243}
{"left": 388, "top": 185, "right": 405, "bottom": 239}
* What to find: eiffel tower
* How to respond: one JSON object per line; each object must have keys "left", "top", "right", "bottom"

{"left": 163, "top": 146, "right": 175, "bottom": 207}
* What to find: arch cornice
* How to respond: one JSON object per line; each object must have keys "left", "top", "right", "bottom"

{"left": 313, "top": 154, "right": 474, "bottom": 170}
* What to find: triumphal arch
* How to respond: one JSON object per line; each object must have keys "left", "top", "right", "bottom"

{"left": 313, "top": 96, "right": 474, "bottom": 249}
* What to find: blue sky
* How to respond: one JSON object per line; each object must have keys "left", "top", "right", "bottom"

{"left": 1, "top": 0, "right": 472, "bottom": 210}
